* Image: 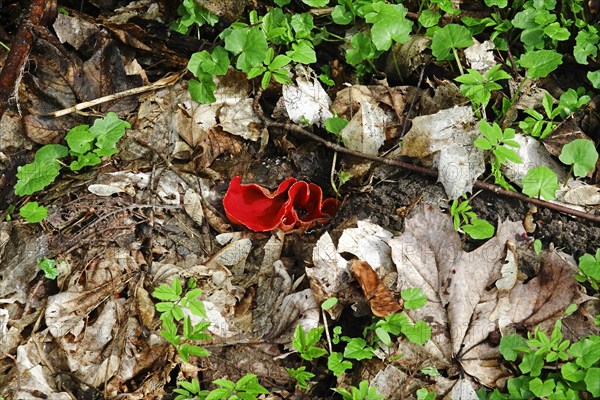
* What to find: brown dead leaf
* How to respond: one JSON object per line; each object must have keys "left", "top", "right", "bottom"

{"left": 351, "top": 260, "right": 403, "bottom": 317}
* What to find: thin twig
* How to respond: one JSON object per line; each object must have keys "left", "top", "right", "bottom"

{"left": 253, "top": 89, "right": 600, "bottom": 224}
{"left": 47, "top": 72, "right": 185, "bottom": 117}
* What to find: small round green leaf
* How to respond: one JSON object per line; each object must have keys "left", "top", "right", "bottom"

{"left": 522, "top": 166, "right": 559, "bottom": 200}
{"left": 559, "top": 139, "right": 599, "bottom": 177}
{"left": 19, "top": 202, "right": 48, "bottom": 223}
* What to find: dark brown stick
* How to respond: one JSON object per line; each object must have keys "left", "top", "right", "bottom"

{"left": 253, "top": 90, "right": 600, "bottom": 224}
{"left": 0, "top": 0, "right": 53, "bottom": 120}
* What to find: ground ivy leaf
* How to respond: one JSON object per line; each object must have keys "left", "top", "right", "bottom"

{"left": 519, "top": 50, "right": 563, "bottom": 78}
{"left": 462, "top": 218, "right": 495, "bottom": 240}
{"left": 402, "top": 321, "right": 431, "bottom": 345}
{"left": 430, "top": 24, "right": 473, "bottom": 60}
{"left": 286, "top": 40, "right": 316, "bottom": 64}
{"left": 346, "top": 32, "right": 377, "bottom": 66}
{"left": 14, "top": 161, "right": 61, "bottom": 196}
{"left": 90, "top": 112, "right": 130, "bottom": 154}
{"left": 327, "top": 352, "right": 352, "bottom": 377}
{"left": 70, "top": 153, "right": 101, "bottom": 171}
{"left": 65, "top": 126, "right": 95, "bottom": 155}
{"left": 558, "top": 138, "right": 599, "bottom": 177}
{"left": 19, "top": 201, "right": 48, "bottom": 223}
{"left": 401, "top": 287, "right": 427, "bottom": 309}
{"left": 364, "top": 3, "right": 412, "bottom": 51}
{"left": 522, "top": 166, "right": 559, "bottom": 200}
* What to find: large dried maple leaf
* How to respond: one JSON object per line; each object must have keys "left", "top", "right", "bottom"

{"left": 388, "top": 205, "right": 590, "bottom": 388}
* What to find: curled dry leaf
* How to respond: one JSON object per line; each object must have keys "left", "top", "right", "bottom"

{"left": 351, "top": 260, "right": 403, "bottom": 318}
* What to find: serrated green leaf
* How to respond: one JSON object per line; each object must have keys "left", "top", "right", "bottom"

{"left": 188, "top": 75, "right": 217, "bottom": 104}
{"left": 364, "top": 3, "right": 412, "bottom": 51}
{"left": 402, "top": 321, "right": 431, "bottom": 345}
{"left": 302, "top": 0, "right": 328, "bottom": 6}
{"left": 38, "top": 257, "right": 58, "bottom": 279}
{"left": 401, "top": 288, "right": 427, "bottom": 309}
{"left": 328, "top": 352, "right": 352, "bottom": 377}
{"left": 286, "top": 40, "right": 316, "bottom": 64}
{"left": 70, "top": 153, "right": 101, "bottom": 171}
{"left": 14, "top": 161, "right": 61, "bottom": 196}
{"left": 225, "top": 27, "right": 268, "bottom": 72}
{"left": 153, "top": 284, "right": 180, "bottom": 301}
{"left": 35, "top": 144, "right": 69, "bottom": 164}
{"left": 187, "top": 46, "right": 230, "bottom": 77}
{"left": 343, "top": 338, "right": 375, "bottom": 360}
{"left": 519, "top": 50, "right": 563, "bottom": 78}
{"left": 65, "top": 126, "right": 94, "bottom": 155}
{"left": 463, "top": 218, "right": 495, "bottom": 239}
{"left": 89, "top": 112, "right": 130, "bottom": 154}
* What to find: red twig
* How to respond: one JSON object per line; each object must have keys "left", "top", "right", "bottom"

{"left": 0, "top": 0, "right": 54, "bottom": 120}
{"left": 253, "top": 90, "right": 600, "bottom": 224}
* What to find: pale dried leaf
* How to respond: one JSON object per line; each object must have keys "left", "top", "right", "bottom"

{"left": 282, "top": 66, "right": 332, "bottom": 126}
{"left": 337, "top": 220, "right": 393, "bottom": 272}
{"left": 183, "top": 188, "right": 204, "bottom": 226}
{"left": 464, "top": 40, "right": 495, "bottom": 72}
{"left": 340, "top": 97, "right": 387, "bottom": 155}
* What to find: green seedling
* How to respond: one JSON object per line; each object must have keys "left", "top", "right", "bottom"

{"left": 19, "top": 202, "right": 48, "bottom": 223}
{"left": 416, "top": 388, "right": 436, "bottom": 400}
{"left": 450, "top": 195, "right": 495, "bottom": 240}
{"left": 286, "top": 366, "right": 315, "bottom": 390}
{"left": 475, "top": 120, "right": 522, "bottom": 190}
{"left": 292, "top": 325, "right": 328, "bottom": 361}
{"left": 170, "top": 0, "right": 218, "bottom": 35}
{"left": 576, "top": 249, "right": 600, "bottom": 290}
{"left": 38, "top": 257, "right": 58, "bottom": 280}
{"left": 522, "top": 166, "right": 559, "bottom": 201}
{"left": 333, "top": 380, "right": 383, "bottom": 400}
{"left": 152, "top": 277, "right": 211, "bottom": 363}
{"left": 558, "top": 139, "right": 599, "bottom": 178}
{"left": 202, "top": 374, "right": 270, "bottom": 400}
{"left": 455, "top": 65, "right": 511, "bottom": 114}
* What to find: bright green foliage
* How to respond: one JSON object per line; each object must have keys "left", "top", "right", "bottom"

{"left": 343, "top": 337, "right": 375, "bottom": 360}
{"left": 205, "top": 374, "right": 269, "bottom": 400}
{"left": 559, "top": 139, "right": 599, "bottom": 178}
{"left": 328, "top": 352, "right": 353, "bottom": 377}
{"left": 248, "top": 48, "right": 292, "bottom": 89}
{"left": 533, "top": 239, "right": 542, "bottom": 255}
{"left": 302, "top": 0, "right": 329, "bottom": 6}
{"left": 333, "top": 380, "right": 383, "bottom": 400}
{"left": 362, "top": 2, "right": 412, "bottom": 51}
{"left": 416, "top": 388, "right": 435, "bottom": 400}
{"left": 576, "top": 249, "right": 600, "bottom": 290}
{"left": 475, "top": 120, "right": 521, "bottom": 190}
{"left": 170, "top": 0, "right": 218, "bottom": 35}
{"left": 401, "top": 288, "right": 427, "bottom": 310}
{"left": 325, "top": 116, "right": 349, "bottom": 136}
{"left": 519, "top": 50, "right": 563, "bottom": 78}
{"left": 188, "top": 47, "right": 230, "bottom": 76}
{"left": 450, "top": 196, "right": 495, "bottom": 240}
{"left": 511, "top": 0, "right": 570, "bottom": 51}
{"left": 38, "top": 258, "right": 58, "bottom": 280}
{"left": 292, "top": 325, "right": 328, "bottom": 360}
{"left": 173, "top": 378, "right": 208, "bottom": 400}
{"left": 321, "top": 297, "right": 339, "bottom": 310}
{"left": 346, "top": 32, "right": 379, "bottom": 67}
{"left": 575, "top": 26, "right": 600, "bottom": 64}
{"left": 152, "top": 277, "right": 211, "bottom": 363}
{"left": 14, "top": 113, "right": 129, "bottom": 200}
{"left": 491, "top": 320, "right": 600, "bottom": 399}
{"left": 286, "top": 366, "right": 315, "bottom": 389}
{"left": 19, "top": 201, "right": 48, "bottom": 223}
{"left": 522, "top": 166, "right": 559, "bottom": 201}
{"left": 430, "top": 24, "right": 473, "bottom": 61}
{"left": 224, "top": 26, "right": 268, "bottom": 72}
{"left": 455, "top": 65, "right": 511, "bottom": 112}
{"left": 588, "top": 70, "right": 600, "bottom": 89}
{"left": 421, "top": 366, "right": 441, "bottom": 377}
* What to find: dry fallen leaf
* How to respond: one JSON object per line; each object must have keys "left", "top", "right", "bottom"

{"left": 351, "top": 260, "right": 403, "bottom": 317}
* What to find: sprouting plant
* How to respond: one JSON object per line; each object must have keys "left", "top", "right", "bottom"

{"left": 292, "top": 325, "right": 328, "bottom": 361}
{"left": 202, "top": 374, "right": 269, "bottom": 400}
{"left": 489, "top": 320, "right": 600, "bottom": 399}
{"left": 450, "top": 195, "right": 495, "bottom": 240}
{"left": 575, "top": 249, "right": 600, "bottom": 291}
{"left": 286, "top": 366, "right": 315, "bottom": 390}
{"left": 520, "top": 90, "right": 590, "bottom": 139}
{"left": 475, "top": 120, "right": 522, "bottom": 190}
{"left": 152, "top": 277, "right": 211, "bottom": 363}
{"left": 247, "top": 47, "right": 292, "bottom": 89}
{"left": 558, "top": 139, "right": 599, "bottom": 178}
{"left": 522, "top": 166, "right": 559, "bottom": 201}
{"left": 455, "top": 65, "right": 511, "bottom": 115}
{"left": 170, "top": 0, "right": 218, "bottom": 36}
{"left": 333, "top": 380, "right": 384, "bottom": 400}
{"left": 13, "top": 113, "right": 130, "bottom": 221}
{"left": 38, "top": 257, "right": 59, "bottom": 280}
{"left": 430, "top": 24, "right": 473, "bottom": 74}
{"left": 19, "top": 202, "right": 48, "bottom": 223}
{"left": 416, "top": 388, "right": 436, "bottom": 400}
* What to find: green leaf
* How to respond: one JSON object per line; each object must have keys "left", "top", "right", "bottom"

{"left": 187, "top": 46, "right": 230, "bottom": 76}
{"left": 188, "top": 75, "right": 217, "bottom": 104}
{"left": 561, "top": 362, "right": 585, "bottom": 382}
{"left": 519, "top": 50, "right": 563, "bottom": 78}
{"left": 70, "top": 153, "right": 101, "bottom": 171}
{"left": 14, "top": 161, "right": 61, "bottom": 196}
{"left": 499, "top": 334, "right": 529, "bottom": 362}
{"left": 558, "top": 139, "right": 599, "bottom": 177}
{"left": 585, "top": 367, "right": 600, "bottom": 397}
{"left": 153, "top": 284, "right": 181, "bottom": 302}
{"left": 401, "top": 288, "right": 427, "bottom": 309}
{"left": 520, "top": 352, "right": 544, "bottom": 377}
{"left": 286, "top": 40, "right": 316, "bottom": 64}
{"left": 325, "top": 117, "right": 348, "bottom": 135}
{"left": 363, "top": 3, "right": 412, "bottom": 51}
{"left": 402, "top": 321, "right": 431, "bottom": 345}
{"left": 522, "top": 166, "right": 559, "bottom": 201}
{"left": 35, "top": 144, "right": 69, "bottom": 164}
{"left": 286, "top": 366, "right": 314, "bottom": 389}
{"left": 328, "top": 352, "right": 352, "bottom": 377}
{"left": 206, "top": 388, "right": 233, "bottom": 400}
{"left": 291, "top": 13, "right": 314, "bottom": 39}
{"left": 533, "top": 239, "right": 542, "bottom": 255}
{"left": 38, "top": 257, "right": 58, "bottom": 280}
{"left": 462, "top": 218, "right": 495, "bottom": 239}
{"left": 416, "top": 388, "right": 436, "bottom": 400}
{"left": 493, "top": 145, "right": 523, "bottom": 164}
{"left": 302, "top": 0, "right": 328, "bottom": 6}
{"left": 89, "top": 112, "right": 130, "bottom": 155}
{"left": 570, "top": 337, "right": 600, "bottom": 368}
{"left": 20, "top": 202, "right": 48, "bottom": 223}
{"left": 430, "top": 24, "right": 473, "bottom": 60}
{"left": 64, "top": 125, "right": 94, "bottom": 155}
{"left": 588, "top": 70, "right": 600, "bottom": 89}
{"left": 346, "top": 32, "right": 378, "bottom": 66}
{"left": 579, "top": 251, "right": 600, "bottom": 282}
{"left": 225, "top": 27, "right": 268, "bottom": 72}
{"left": 321, "top": 297, "right": 339, "bottom": 310}
{"left": 529, "top": 378, "right": 555, "bottom": 397}
{"left": 344, "top": 338, "right": 375, "bottom": 360}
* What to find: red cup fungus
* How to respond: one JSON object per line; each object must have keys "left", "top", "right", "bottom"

{"left": 223, "top": 176, "right": 341, "bottom": 232}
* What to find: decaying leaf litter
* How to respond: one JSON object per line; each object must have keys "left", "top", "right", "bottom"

{"left": 0, "top": 1, "right": 599, "bottom": 399}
